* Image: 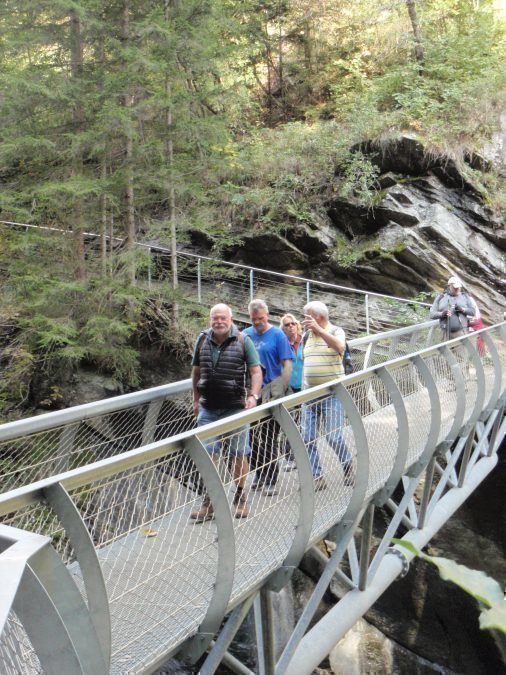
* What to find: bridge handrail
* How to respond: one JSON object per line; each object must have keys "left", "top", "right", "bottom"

{"left": 0, "top": 320, "right": 438, "bottom": 444}
{"left": 0, "top": 322, "right": 503, "bottom": 517}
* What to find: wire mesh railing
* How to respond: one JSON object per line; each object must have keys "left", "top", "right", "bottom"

{"left": 0, "top": 220, "right": 431, "bottom": 339}
{"left": 172, "top": 251, "right": 429, "bottom": 337}
{"left": 0, "top": 322, "right": 504, "bottom": 675}
{"left": 0, "top": 321, "right": 439, "bottom": 494}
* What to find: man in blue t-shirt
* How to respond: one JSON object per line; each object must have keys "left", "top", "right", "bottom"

{"left": 243, "top": 299, "right": 293, "bottom": 495}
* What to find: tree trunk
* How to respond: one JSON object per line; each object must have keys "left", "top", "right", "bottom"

{"left": 100, "top": 162, "right": 108, "bottom": 277}
{"left": 121, "top": 0, "right": 136, "bottom": 285}
{"left": 406, "top": 0, "right": 424, "bottom": 63}
{"left": 70, "top": 9, "right": 86, "bottom": 280}
{"left": 164, "top": 0, "right": 179, "bottom": 320}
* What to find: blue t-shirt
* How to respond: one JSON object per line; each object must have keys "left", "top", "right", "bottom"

{"left": 290, "top": 340, "right": 303, "bottom": 391}
{"left": 243, "top": 325, "right": 293, "bottom": 385}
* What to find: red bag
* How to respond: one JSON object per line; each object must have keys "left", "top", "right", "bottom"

{"left": 468, "top": 318, "right": 485, "bottom": 356}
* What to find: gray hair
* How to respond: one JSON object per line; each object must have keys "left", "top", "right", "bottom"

{"left": 248, "top": 298, "right": 269, "bottom": 314}
{"left": 303, "top": 300, "right": 329, "bottom": 319}
{"left": 210, "top": 303, "right": 232, "bottom": 318}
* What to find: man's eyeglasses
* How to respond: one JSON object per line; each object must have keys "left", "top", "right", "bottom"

{"left": 283, "top": 322, "right": 296, "bottom": 327}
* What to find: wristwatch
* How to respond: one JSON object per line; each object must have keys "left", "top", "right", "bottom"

{"left": 250, "top": 393, "right": 260, "bottom": 401}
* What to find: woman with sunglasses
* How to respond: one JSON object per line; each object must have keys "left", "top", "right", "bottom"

{"left": 280, "top": 313, "right": 303, "bottom": 393}
{"left": 280, "top": 313, "right": 303, "bottom": 472}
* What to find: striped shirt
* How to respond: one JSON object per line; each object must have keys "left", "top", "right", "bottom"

{"left": 303, "top": 323, "right": 345, "bottom": 387}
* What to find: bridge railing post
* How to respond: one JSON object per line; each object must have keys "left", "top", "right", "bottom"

{"left": 250, "top": 268, "right": 254, "bottom": 302}
{"left": 197, "top": 257, "right": 202, "bottom": 303}
{"left": 365, "top": 294, "right": 370, "bottom": 334}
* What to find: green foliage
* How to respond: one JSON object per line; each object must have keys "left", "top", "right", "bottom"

{"left": 1, "top": 0, "right": 505, "bottom": 414}
{"left": 331, "top": 1, "right": 506, "bottom": 152}
{"left": 0, "top": 343, "right": 34, "bottom": 412}
{"left": 331, "top": 235, "right": 406, "bottom": 270}
{"left": 394, "top": 539, "right": 506, "bottom": 635}
{"left": 382, "top": 291, "right": 431, "bottom": 325}
{"left": 337, "top": 152, "right": 381, "bottom": 207}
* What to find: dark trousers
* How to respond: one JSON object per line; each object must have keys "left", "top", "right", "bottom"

{"left": 250, "top": 417, "right": 280, "bottom": 487}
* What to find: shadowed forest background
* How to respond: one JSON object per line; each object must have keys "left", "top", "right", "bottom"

{"left": 1, "top": 0, "right": 505, "bottom": 416}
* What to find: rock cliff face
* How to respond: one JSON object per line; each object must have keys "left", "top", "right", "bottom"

{"left": 210, "top": 136, "right": 505, "bottom": 323}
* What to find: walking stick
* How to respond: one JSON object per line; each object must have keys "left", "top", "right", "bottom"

{"left": 446, "top": 296, "right": 451, "bottom": 341}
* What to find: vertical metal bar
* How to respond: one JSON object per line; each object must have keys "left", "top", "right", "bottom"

{"left": 254, "top": 594, "right": 266, "bottom": 675}
{"left": 365, "top": 295, "right": 370, "bottom": 334}
{"left": 362, "top": 342, "right": 373, "bottom": 369}
{"left": 347, "top": 538, "right": 360, "bottom": 585}
{"left": 306, "top": 281, "right": 310, "bottom": 304}
{"left": 250, "top": 269, "right": 254, "bottom": 302}
{"left": 258, "top": 589, "right": 276, "bottom": 675}
{"left": 197, "top": 257, "right": 202, "bottom": 303}
{"left": 199, "top": 594, "right": 256, "bottom": 675}
{"left": 275, "top": 509, "right": 365, "bottom": 675}
{"left": 358, "top": 503, "right": 374, "bottom": 591}
{"left": 147, "top": 247, "right": 152, "bottom": 289}
{"left": 487, "top": 405, "right": 504, "bottom": 457}
{"left": 141, "top": 398, "right": 164, "bottom": 445}
{"left": 418, "top": 455, "right": 436, "bottom": 529}
{"left": 427, "top": 325, "right": 436, "bottom": 347}
{"left": 388, "top": 336, "right": 399, "bottom": 360}
{"left": 458, "top": 424, "right": 475, "bottom": 487}
{"left": 57, "top": 425, "right": 79, "bottom": 474}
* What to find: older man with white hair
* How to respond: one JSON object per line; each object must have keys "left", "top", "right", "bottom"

{"left": 190, "top": 303, "right": 263, "bottom": 522}
{"left": 430, "top": 276, "right": 475, "bottom": 339}
{"left": 301, "top": 301, "right": 354, "bottom": 490}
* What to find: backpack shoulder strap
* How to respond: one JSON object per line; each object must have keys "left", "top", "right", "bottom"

{"left": 197, "top": 331, "right": 207, "bottom": 353}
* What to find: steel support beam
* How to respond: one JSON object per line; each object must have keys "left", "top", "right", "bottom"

{"left": 283, "top": 453, "right": 499, "bottom": 675}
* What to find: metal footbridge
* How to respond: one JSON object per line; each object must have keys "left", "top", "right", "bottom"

{"left": 1, "top": 319, "right": 505, "bottom": 675}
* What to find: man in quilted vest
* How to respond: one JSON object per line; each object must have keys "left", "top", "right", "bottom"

{"left": 190, "top": 303, "right": 262, "bottom": 522}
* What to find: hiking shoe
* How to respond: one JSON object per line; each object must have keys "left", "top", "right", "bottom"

{"left": 251, "top": 479, "right": 265, "bottom": 491}
{"left": 233, "top": 491, "right": 249, "bottom": 518}
{"left": 314, "top": 476, "right": 327, "bottom": 492}
{"left": 284, "top": 460, "right": 297, "bottom": 472}
{"left": 262, "top": 485, "right": 279, "bottom": 497}
{"left": 190, "top": 496, "right": 214, "bottom": 523}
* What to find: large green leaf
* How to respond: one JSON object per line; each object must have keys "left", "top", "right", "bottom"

{"left": 479, "top": 601, "right": 506, "bottom": 634}
{"left": 424, "top": 556, "right": 503, "bottom": 607}
{"left": 394, "top": 539, "right": 506, "bottom": 635}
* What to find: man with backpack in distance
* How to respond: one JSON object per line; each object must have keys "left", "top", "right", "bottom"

{"left": 190, "top": 303, "right": 263, "bottom": 523}
{"left": 301, "top": 301, "right": 354, "bottom": 491}
{"left": 430, "top": 276, "right": 475, "bottom": 340}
